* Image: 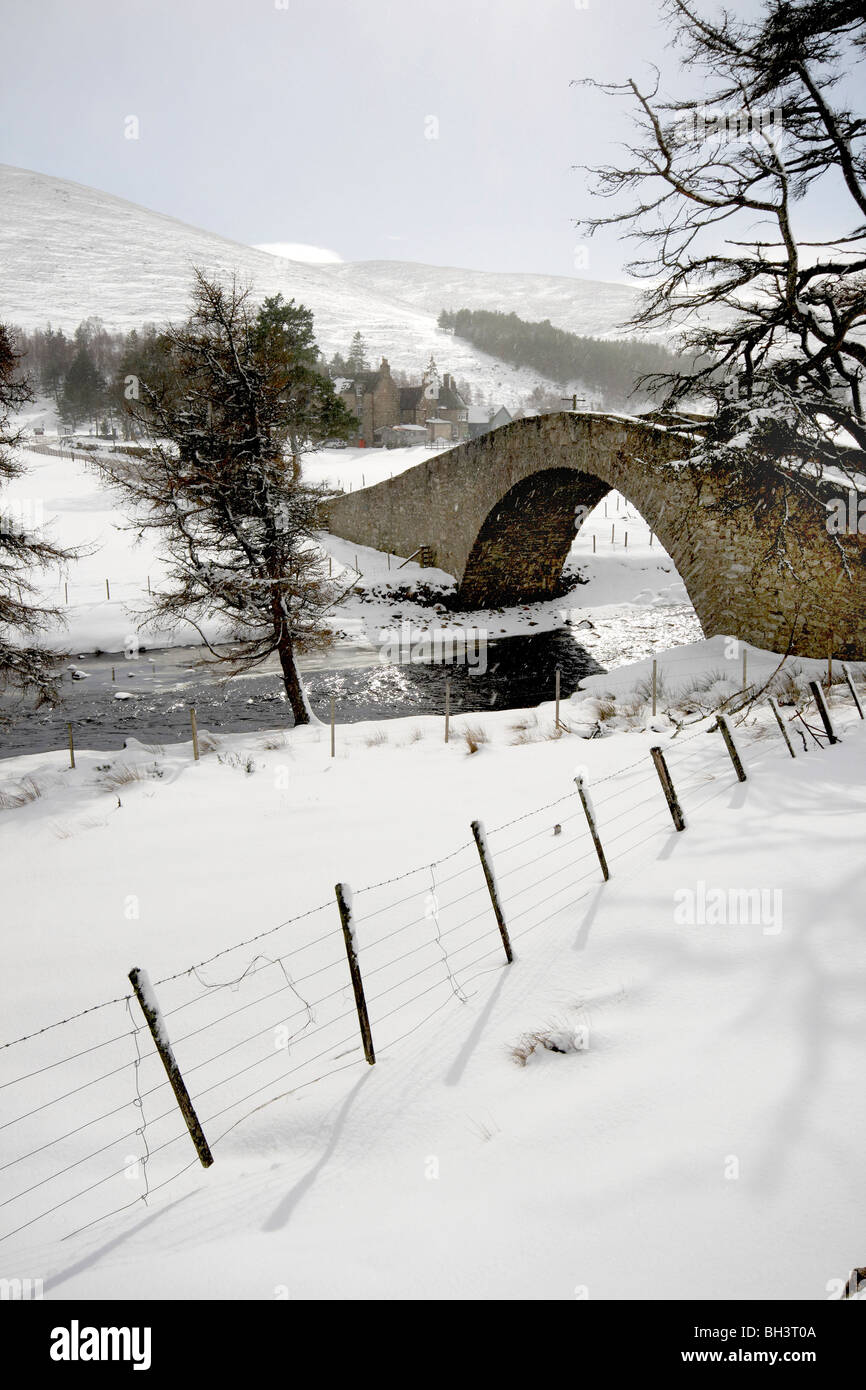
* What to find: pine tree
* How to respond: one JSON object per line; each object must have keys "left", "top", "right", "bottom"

{"left": 60, "top": 345, "right": 105, "bottom": 429}
{"left": 0, "top": 326, "right": 77, "bottom": 703}
{"left": 93, "top": 273, "right": 356, "bottom": 725}
{"left": 346, "top": 331, "right": 370, "bottom": 376}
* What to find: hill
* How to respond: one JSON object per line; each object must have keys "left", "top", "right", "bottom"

{"left": 0, "top": 165, "right": 645, "bottom": 409}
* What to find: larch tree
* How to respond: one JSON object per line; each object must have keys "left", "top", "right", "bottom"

{"left": 93, "top": 272, "right": 356, "bottom": 725}
{"left": 576, "top": 0, "right": 866, "bottom": 567}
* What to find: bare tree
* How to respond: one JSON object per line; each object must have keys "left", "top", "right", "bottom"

{"left": 93, "top": 273, "right": 355, "bottom": 725}
{"left": 576, "top": 0, "right": 866, "bottom": 553}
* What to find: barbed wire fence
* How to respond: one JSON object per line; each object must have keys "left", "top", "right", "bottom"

{"left": 1, "top": 678, "right": 863, "bottom": 1252}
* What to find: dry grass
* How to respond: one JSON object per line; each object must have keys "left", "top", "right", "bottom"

{"left": 0, "top": 775, "right": 43, "bottom": 811}
{"left": 217, "top": 752, "right": 257, "bottom": 774}
{"left": 260, "top": 734, "right": 288, "bottom": 752}
{"left": 594, "top": 698, "right": 618, "bottom": 723}
{"left": 461, "top": 723, "right": 489, "bottom": 754}
{"left": 364, "top": 730, "right": 389, "bottom": 747}
{"left": 509, "top": 713, "right": 539, "bottom": 745}
{"left": 510, "top": 1021, "right": 589, "bottom": 1067}
{"left": 99, "top": 763, "right": 149, "bottom": 790}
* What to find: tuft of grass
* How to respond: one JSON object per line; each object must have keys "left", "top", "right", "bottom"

{"left": 0, "top": 775, "right": 43, "bottom": 811}
{"left": 261, "top": 735, "right": 288, "bottom": 752}
{"left": 99, "top": 763, "right": 148, "bottom": 790}
{"left": 510, "top": 1022, "right": 589, "bottom": 1067}
{"left": 461, "top": 723, "right": 489, "bottom": 754}
{"left": 510, "top": 713, "right": 539, "bottom": 745}
{"left": 364, "top": 730, "right": 388, "bottom": 747}
{"left": 217, "top": 752, "right": 257, "bottom": 774}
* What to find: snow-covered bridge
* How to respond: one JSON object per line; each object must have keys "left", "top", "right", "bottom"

{"left": 323, "top": 412, "right": 866, "bottom": 659}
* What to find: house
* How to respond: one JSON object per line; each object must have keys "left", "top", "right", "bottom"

{"left": 336, "top": 358, "right": 401, "bottom": 446}
{"left": 467, "top": 404, "right": 512, "bottom": 440}
{"left": 379, "top": 423, "right": 428, "bottom": 448}
{"left": 335, "top": 354, "right": 471, "bottom": 446}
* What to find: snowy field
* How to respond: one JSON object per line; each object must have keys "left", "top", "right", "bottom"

{"left": 3, "top": 417, "right": 864, "bottom": 1303}
{"left": 1, "top": 672, "right": 864, "bottom": 1299}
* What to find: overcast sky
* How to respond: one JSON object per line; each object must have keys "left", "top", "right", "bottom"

{"left": 0, "top": 0, "right": 834, "bottom": 282}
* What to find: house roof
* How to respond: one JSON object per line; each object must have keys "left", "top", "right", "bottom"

{"left": 437, "top": 382, "right": 466, "bottom": 410}
{"left": 399, "top": 385, "right": 424, "bottom": 410}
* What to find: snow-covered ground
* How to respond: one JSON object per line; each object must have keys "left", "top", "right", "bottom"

{"left": 1, "top": 666, "right": 864, "bottom": 1299}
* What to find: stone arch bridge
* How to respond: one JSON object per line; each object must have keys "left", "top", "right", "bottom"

{"left": 323, "top": 412, "right": 866, "bottom": 659}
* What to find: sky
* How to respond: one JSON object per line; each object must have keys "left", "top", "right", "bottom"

{"left": 0, "top": 0, "right": 845, "bottom": 283}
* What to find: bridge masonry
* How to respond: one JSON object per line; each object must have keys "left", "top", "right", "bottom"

{"left": 322, "top": 412, "right": 866, "bottom": 660}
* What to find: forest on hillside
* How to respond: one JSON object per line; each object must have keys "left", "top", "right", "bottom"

{"left": 438, "top": 308, "right": 695, "bottom": 408}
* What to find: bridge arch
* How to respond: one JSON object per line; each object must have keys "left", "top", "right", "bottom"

{"left": 324, "top": 412, "right": 866, "bottom": 659}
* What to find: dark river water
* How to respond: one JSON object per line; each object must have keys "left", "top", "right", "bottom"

{"left": 0, "top": 631, "right": 606, "bottom": 759}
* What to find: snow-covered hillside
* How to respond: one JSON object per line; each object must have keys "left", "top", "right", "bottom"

{"left": 319, "top": 258, "right": 646, "bottom": 340}
{"left": 0, "top": 166, "right": 642, "bottom": 410}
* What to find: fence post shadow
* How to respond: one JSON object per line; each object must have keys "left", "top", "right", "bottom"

{"left": 260, "top": 1072, "right": 371, "bottom": 1233}
{"left": 575, "top": 884, "right": 606, "bottom": 953}
{"left": 444, "top": 970, "right": 510, "bottom": 1088}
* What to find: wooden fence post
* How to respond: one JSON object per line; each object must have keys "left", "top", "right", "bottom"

{"left": 650, "top": 746, "right": 686, "bottom": 831}
{"left": 105, "top": 578, "right": 111, "bottom": 601}
{"left": 471, "top": 820, "right": 513, "bottom": 963}
{"left": 190, "top": 706, "right": 200, "bottom": 760}
{"left": 330, "top": 697, "right": 336, "bottom": 758}
{"left": 334, "top": 884, "right": 375, "bottom": 1065}
{"left": 842, "top": 663, "right": 864, "bottom": 719}
{"left": 809, "top": 680, "right": 839, "bottom": 745}
{"left": 768, "top": 697, "right": 796, "bottom": 757}
{"left": 716, "top": 714, "right": 747, "bottom": 782}
{"left": 64, "top": 581, "right": 68, "bottom": 605}
{"left": 652, "top": 659, "right": 658, "bottom": 718}
{"left": 574, "top": 775, "right": 609, "bottom": 881}
{"left": 445, "top": 679, "right": 451, "bottom": 744}
{"left": 67, "top": 722, "right": 75, "bottom": 770}
{"left": 555, "top": 667, "right": 561, "bottom": 730}
{"left": 742, "top": 648, "right": 748, "bottom": 694}
{"left": 128, "top": 967, "right": 214, "bottom": 1167}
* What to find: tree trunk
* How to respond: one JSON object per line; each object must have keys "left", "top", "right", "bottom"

{"left": 274, "top": 620, "right": 310, "bottom": 725}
